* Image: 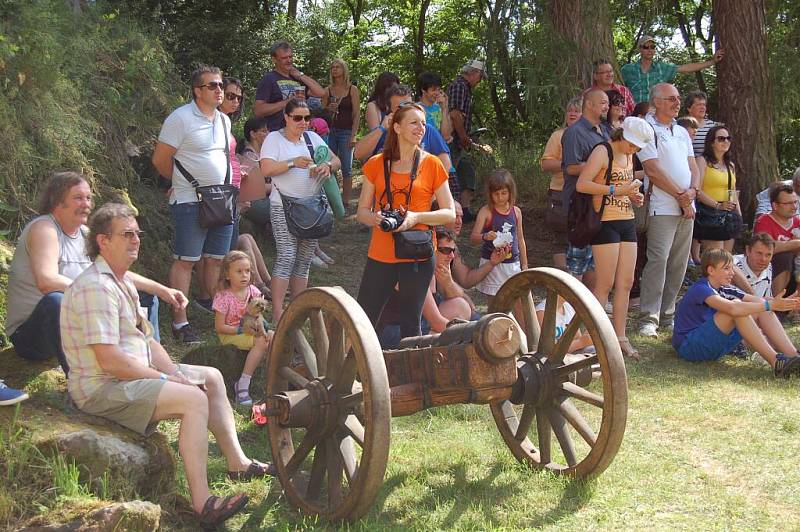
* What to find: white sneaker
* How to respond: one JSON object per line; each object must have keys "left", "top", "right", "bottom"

{"left": 638, "top": 322, "right": 658, "bottom": 337}
{"left": 750, "top": 352, "right": 770, "bottom": 367}
{"left": 311, "top": 256, "right": 328, "bottom": 269}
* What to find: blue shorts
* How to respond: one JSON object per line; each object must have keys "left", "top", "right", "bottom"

{"left": 675, "top": 316, "right": 743, "bottom": 361}
{"left": 170, "top": 202, "right": 234, "bottom": 261}
{"left": 566, "top": 243, "right": 594, "bottom": 276}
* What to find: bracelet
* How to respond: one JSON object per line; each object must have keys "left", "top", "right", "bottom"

{"left": 378, "top": 125, "right": 387, "bottom": 134}
{"left": 159, "top": 373, "right": 167, "bottom": 381}
{"left": 716, "top": 201, "right": 722, "bottom": 209}
{"left": 765, "top": 300, "right": 771, "bottom": 312}
{"left": 609, "top": 184, "right": 616, "bottom": 196}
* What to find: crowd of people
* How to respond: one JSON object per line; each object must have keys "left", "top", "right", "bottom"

{"left": 3, "top": 34, "right": 800, "bottom": 527}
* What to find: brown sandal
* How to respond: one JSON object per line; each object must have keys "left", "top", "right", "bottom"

{"left": 228, "top": 459, "right": 277, "bottom": 481}
{"left": 619, "top": 337, "right": 641, "bottom": 361}
{"left": 197, "top": 493, "right": 249, "bottom": 531}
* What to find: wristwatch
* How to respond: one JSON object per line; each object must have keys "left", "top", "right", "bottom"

{"left": 287, "top": 160, "right": 295, "bottom": 169}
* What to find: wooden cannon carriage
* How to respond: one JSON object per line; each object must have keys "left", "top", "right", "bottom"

{"left": 262, "top": 267, "right": 628, "bottom": 521}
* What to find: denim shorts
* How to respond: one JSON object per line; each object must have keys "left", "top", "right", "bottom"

{"left": 566, "top": 243, "right": 594, "bottom": 276}
{"left": 170, "top": 202, "right": 234, "bottom": 261}
{"left": 675, "top": 316, "right": 743, "bottom": 362}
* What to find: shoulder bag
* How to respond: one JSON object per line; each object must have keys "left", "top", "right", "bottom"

{"left": 174, "top": 114, "right": 238, "bottom": 229}
{"left": 568, "top": 142, "right": 614, "bottom": 248}
{"left": 383, "top": 150, "right": 434, "bottom": 260}
{"left": 693, "top": 165, "right": 743, "bottom": 241}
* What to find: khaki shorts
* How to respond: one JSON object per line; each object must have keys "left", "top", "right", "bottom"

{"left": 219, "top": 332, "right": 255, "bottom": 350}
{"left": 78, "top": 379, "right": 165, "bottom": 436}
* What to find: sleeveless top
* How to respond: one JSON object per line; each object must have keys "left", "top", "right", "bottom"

{"left": 701, "top": 164, "right": 736, "bottom": 203}
{"left": 480, "top": 207, "right": 520, "bottom": 263}
{"left": 5, "top": 215, "right": 90, "bottom": 336}
{"left": 591, "top": 152, "right": 635, "bottom": 222}
{"left": 329, "top": 85, "right": 354, "bottom": 130}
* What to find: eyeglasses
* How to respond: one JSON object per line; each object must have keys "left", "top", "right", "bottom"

{"left": 106, "top": 230, "right": 145, "bottom": 240}
{"left": 640, "top": 45, "right": 656, "bottom": 50}
{"left": 199, "top": 82, "right": 224, "bottom": 91}
{"left": 437, "top": 246, "right": 456, "bottom": 255}
{"left": 778, "top": 200, "right": 800, "bottom": 206}
{"left": 715, "top": 136, "right": 733, "bottom": 142}
{"left": 656, "top": 96, "right": 681, "bottom": 103}
{"left": 288, "top": 114, "right": 312, "bottom": 122}
{"left": 225, "top": 92, "right": 243, "bottom": 102}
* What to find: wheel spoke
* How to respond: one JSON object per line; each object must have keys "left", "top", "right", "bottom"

{"left": 338, "top": 434, "right": 358, "bottom": 484}
{"left": 334, "top": 353, "right": 357, "bottom": 393}
{"left": 536, "top": 408, "right": 551, "bottom": 465}
{"left": 548, "top": 408, "right": 578, "bottom": 467}
{"left": 292, "top": 329, "right": 319, "bottom": 378}
{"left": 305, "top": 439, "right": 327, "bottom": 501}
{"left": 547, "top": 315, "right": 583, "bottom": 363}
{"left": 557, "top": 398, "right": 597, "bottom": 446}
{"left": 553, "top": 353, "right": 598, "bottom": 378}
{"left": 326, "top": 320, "right": 345, "bottom": 382}
{"left": 310, "top": 310, "right": 329, "bottom": 376}
{"left": 340, "top": 391, "right": 364, "bottom": 411}
{"left": 515, "top": 404, "right": 535, "bottom": 442}
{"left": 342, "top": 414, "right": 365, "bottom": 447}
{"left": 326, "top": 437, "right": 344, "bottom": 510}
{"left": 538, "top": 288, "right": 558, "bottom": 357}
{"left": 561, "top": 381, "right": 604, "bottom": 408}
{"left": 278, "top": 366, "right": 309, "bottom": 388}
{"left": 520, "top": 289, "right": 539, "bottom": 353}
{"left": 285, "top": 430, "right": 321, "bottom": 477}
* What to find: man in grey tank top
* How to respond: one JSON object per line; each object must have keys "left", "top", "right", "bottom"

{"left": 5, "top": 172, "right": 187, "bottom": 373}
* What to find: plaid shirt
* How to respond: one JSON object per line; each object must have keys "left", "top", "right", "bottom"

{"left": 584, "top": 82, "right": 636, "bottom": 116}
{"left": 621, "top": 59, "right": 678, "bottom": 103}
{"left": 61, "top": 257, "right": 152, "bottom": 407}
{"left": 447, "top": 75, "right": 472, "bottom": 143}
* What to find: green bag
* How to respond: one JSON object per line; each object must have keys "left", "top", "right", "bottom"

{"left": 302, "top": 135, "right": 345, "bottom": 219}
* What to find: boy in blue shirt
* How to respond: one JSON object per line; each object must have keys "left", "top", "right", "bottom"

{"left": 673, "top": 248, "right": 800, "bottom": 377}
{"left": 418, "top": 72, "right": 452, "bottom": 142}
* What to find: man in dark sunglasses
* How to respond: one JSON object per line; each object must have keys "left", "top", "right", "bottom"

{"left": 253, "top": 40, "right": 325, "bottom": 132}
{"left": 621, "top": 35, "right": 725, "bottom": 104}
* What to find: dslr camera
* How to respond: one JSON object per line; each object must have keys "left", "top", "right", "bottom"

{"left": 379, "top": 208, "right": 405, "bottom": 232}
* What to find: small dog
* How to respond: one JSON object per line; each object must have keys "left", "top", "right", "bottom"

{"left": 240, "top": 297, "right": 269, "bottom": 337}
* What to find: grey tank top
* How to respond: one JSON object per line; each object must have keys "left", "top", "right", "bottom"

{"left": 5, "top": 215, "right": 90, "bottom": 336}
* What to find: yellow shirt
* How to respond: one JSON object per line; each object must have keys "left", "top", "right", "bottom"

{"left": 541, "top": 128, "right": 565, "bottom": 191}
{"left": 701, "top": 164, "right": 736, "bottom": 203}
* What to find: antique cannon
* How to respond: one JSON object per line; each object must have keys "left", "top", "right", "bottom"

{"left": 262, "top": 267, "right": 628, "bottom": 521}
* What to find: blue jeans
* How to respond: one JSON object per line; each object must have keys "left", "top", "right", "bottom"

{"left": 10, "top": 292, "right": 68, "bottom": 373}
{"left": 328, "top": 128, "right": 353, "bottom": 179}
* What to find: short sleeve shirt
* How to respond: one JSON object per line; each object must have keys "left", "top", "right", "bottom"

{"left": 584, "top": 83, "right": 636, "bottom": 116}
{"left": 560, "top": 117, "right": 610, "bottom": 216}
{"left": 639, "top": 114, "right": 694, "bottom": 216}
{"left": 733, "top": 254, "right": 772, "bottom": 298}
{"left": 61, "top": 257, "right": 152, "bottom": 407}
{"left": 213, "top": 285, "right": 262, "bottom": 327}
{"left": 447, "top": 75, "right": 472, "bottom": 144}
{"left": 753, "top": 213, "right": 800, "bottom": 242}
{"left": 260, "top": 130, "right": 327, "bottom": 205}
{"left": 673, "top": 278, "right": 744, "bottom": 348}
{"left": 255, "top": 70, "right": 305, "bottom": 131}
{"left": 363, "top": 152, "right": 448, "bottom": 263}
{"left": 541, "top": 128, "right": 565, "bottom": 191}
{"left": 754, "top": 183, "right": 800, "bottom": 219}
{"left": 621, "top": 59, "right": 679, "bottom": 103}
{"left": 422, "top": 102, "right": 443, "bottom": 132}
{"left": 692, "top": 120, "right": 720, "bottom": 157}
{"left": 157, "top": 101, "right": 232, "bottom": 204}
{"left": 535, "top": 300, "right": 576, "bottom": 340}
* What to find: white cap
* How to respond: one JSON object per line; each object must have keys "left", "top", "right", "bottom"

{"left": 621, "top": 116, "right": 654, "bottom": 148}
{"left": 463, "top": 59, "right": 488, "bottom": 79}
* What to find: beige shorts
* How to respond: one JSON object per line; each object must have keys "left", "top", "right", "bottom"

{"left": 78, "top": 379, "right": 165, "bottom": 436}
{"left": 218, "top": 332, "right": 256, "bottom": 350}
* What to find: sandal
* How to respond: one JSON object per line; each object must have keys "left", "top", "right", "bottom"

{"left": 197, "top": 493, "right": 249, "bottom": 531}
{"left": 228, "top": 459, "right": 277, "bottom": 481}
{"left": 251, "top": 403, "right": 268, "bottom": 426}
{"left": 619, "top": 337, "right": 641, "bottom": 361}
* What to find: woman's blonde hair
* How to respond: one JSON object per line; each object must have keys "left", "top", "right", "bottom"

{"left": 217, "top": 250, "right": 251, "bottom": 291}
{"left": 329, "top": 58, "right": 350, "bottom": 87}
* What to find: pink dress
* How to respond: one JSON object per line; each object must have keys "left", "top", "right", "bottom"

{"left": 212, "top": 285, "right": 262, "bottom": 327}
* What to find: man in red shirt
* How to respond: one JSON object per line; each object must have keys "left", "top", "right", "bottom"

{"left": 583, "top": 59, "right": 635, "bottom": 116}
{"left": 753, "top": 182, "right": 800, "bottom": 296}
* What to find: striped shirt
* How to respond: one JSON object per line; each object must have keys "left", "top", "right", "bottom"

{"left": 61, "top": 257, "right": 152, "bottom": 407}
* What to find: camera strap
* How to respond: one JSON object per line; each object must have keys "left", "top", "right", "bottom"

{"left": 382, "top": 149, "right": 421, "bottom": 210}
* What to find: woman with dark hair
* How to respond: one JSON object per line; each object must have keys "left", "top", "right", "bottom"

{"left": 631, "top": 101, "right": 650, "bottom": 118}
{"left": 365, "top": 71, "right": 400, "bottom": 130}
{"left": 260, "top": 98, "right": 341, "bottom": 322}
{"left": 356, "top": 102, "right": 455, "bottom": 339}
{"left": 604, "top": 89, "right": 625, "bottom": 130}
{"left": 694, "top": 125, "right": 740, "bottom": 252}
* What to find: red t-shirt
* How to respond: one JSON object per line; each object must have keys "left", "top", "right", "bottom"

{"left": 753, "top": 213, "right": 800, "bottom": 242}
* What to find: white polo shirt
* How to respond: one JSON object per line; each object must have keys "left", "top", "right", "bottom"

{"left": 157, "top": 100, "right": 232, "bottom": 205}
{"left": 733, "top": 254, "right": 772, "bottom": 298}
{"left": 639, "top": 113, "right": 694, "bottom": 216}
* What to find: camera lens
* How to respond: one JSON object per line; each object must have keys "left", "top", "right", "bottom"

{"left": 379, "top": 217, "right": 398, "bottom": 232}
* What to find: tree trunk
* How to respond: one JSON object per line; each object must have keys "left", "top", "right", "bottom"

{"left": 413, "top": 0, "right": 431, "bottom": 80}
{"left": 287, "top": 0, "right": 297, "bottom": 20}
{"left": 713, "top": 0, "right": 778, "bottom": 221}
{"left": 547, "top": 0, "right": 615, "bottom": 90}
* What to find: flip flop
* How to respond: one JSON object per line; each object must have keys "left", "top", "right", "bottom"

{"left": 197, "top": 493, "right": 249, "bottom": 531}
{"left": 251, "top": 403, "right": 268, "bottom": 426}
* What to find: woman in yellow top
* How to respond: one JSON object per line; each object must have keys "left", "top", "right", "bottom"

{"left": 540, "top": 97, "right": 582, "bottom": 269}
{"left": 694, "top": 125, "right": 740, "bottom": 252}
{"left": 576, "top": 117, "right": 653, "bottom": 360}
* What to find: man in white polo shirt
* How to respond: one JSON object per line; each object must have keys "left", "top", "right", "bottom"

{"left": 152, "top": 65, "right": 233, "bottom": 344}
{"left": 732, "top": 233, "right": 774, "bottom": 298}
{"left": 637, "top": 82, "right": 701, "bottom": 337}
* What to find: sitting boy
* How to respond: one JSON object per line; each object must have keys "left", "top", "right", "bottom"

{"left": 672, "top": 248, "right": 800, "bottom": 377}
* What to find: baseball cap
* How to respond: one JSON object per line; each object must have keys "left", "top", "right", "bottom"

{"left": 309, "top": 117, "right": 329, "bottom": 136}
{"left": 463, "top": 59, "right": 488, "bottom": 80}
{"left": 621, "top": 117, "right": 654, "bottom": 148}
{"left": 638, "top": 35, "right": 657, "bottom": 47}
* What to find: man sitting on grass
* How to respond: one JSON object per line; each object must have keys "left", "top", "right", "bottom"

{"left": 672, "top": 248, "right": 800, "bottom": 377}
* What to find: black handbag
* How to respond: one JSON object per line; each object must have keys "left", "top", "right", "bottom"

{"left": 568, "top": 143, "right": 613, "bottom": 248}
{"left": 693, "top": 165, "right": 743, "bottom": 241}
{"left": 383, "top": 150, "right": 433, "bottom": 260}
{"left": 279, "top": 192, "right": 333, "bottom": 239}
{"left": 174, "top": 114, "right": 238, "bottom": 229}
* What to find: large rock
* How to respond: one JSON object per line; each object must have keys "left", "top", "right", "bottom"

{"left": 20, "top": 500, "right": 161, "bottom": 531}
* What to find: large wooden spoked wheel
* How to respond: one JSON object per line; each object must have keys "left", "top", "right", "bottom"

{"left": 488, "top": 267, "right": 628, "bottom": 478}
{"left": 266, "top": 287, "right": 391, "bottom": 521}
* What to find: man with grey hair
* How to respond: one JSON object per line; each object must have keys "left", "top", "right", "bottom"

{"left": 448, "top": 59, "right": 487, "bottom": 221}
{"left": 754, "top": 167, "right": 800, "bottom": 218}
{"left": 584, "top": 59, "right": 635, "bottom": 116}
{"left": 253, "top": 41, "right": 324, "bottom": 131}
{"left": 637, "top": 83, "right": 701, "bottom": 337}
{"left": 61, "top": 203, "right": 272, "bottom": 529}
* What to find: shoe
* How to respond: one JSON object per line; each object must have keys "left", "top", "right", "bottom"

{"left": 618, "top": 337, "right": 641, "bottom": 361}
{"left": 659, "top": 321, "right": 674, "bottom": 333}
{"left": 750, "top": 351, "right": 770, "bottom": 367}
{"left": 194, "top": 298, "right": 214, "bottom": 314}
{"left": 310, "top": 256, "right": 328, "bottom": 269}
{"left": 317, "top": 249, "right": 335, "bottom": 265}
{"left": 197, "top": 493, "right": 249, "bottom": 531}
{"left": 637, "top": 322, "right": 658, "bottom": 337}
{"left": 251, "top": 403, "right": 268, "bottom": 426}
{"left": 228, "top": 459, "right": 276, "bottom": 480}
{"left": 234, "top": 381, "right": 253, "bottom": 405}
{"left": 172, "top": 324, "right": 204, "bottom": 345}
{"left": 0, "top": 381, "right": 29, "bottom": 406}
{"left": 773, "top": 353, "right": 800, "bottom": 378}
{"left": 729, "top": 342, "right": 749, "bottom": 359}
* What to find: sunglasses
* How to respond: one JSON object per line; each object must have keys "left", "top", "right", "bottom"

{"left": 200, "top": 81, "right": 224, "bottom": 91}
{"left": 288, "top": 114, "right": 312, "bottom": 122}
{"left": 715, "top": 135, "right": 733, "bottom": 142}
{"left": 640, "top": 45, "right": 656, "bottom": 50}
{"left": 437, "top": 246, "right": 456, "bottom": 255}
{"left": 225, "top": 92, "right": 243, "bottom": 102}
{"left": 106, "top": 230, "right": 145, "bottom": 240}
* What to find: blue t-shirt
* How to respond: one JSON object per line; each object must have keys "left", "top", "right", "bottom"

{"left": 255, "top": 70, "right": 305, "bottom": 132}
{"left": 673, "top": 278, "right": 744, "bottom": 349}
{"left": 373, "top": 117, "right": 451, "bottom": 158}
{"left": 421, "top": 102, "right": 443, "bottom": 132}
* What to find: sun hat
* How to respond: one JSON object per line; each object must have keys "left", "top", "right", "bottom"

{"left": 309, "top": 117, "right": 329, "bottom": 136}
{"left": 621, "top": 116, "right": 654, "bottom": 148}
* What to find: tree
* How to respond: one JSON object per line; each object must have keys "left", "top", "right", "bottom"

{"left": 713, "top": 0, "right": 778, "bottom": 219}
